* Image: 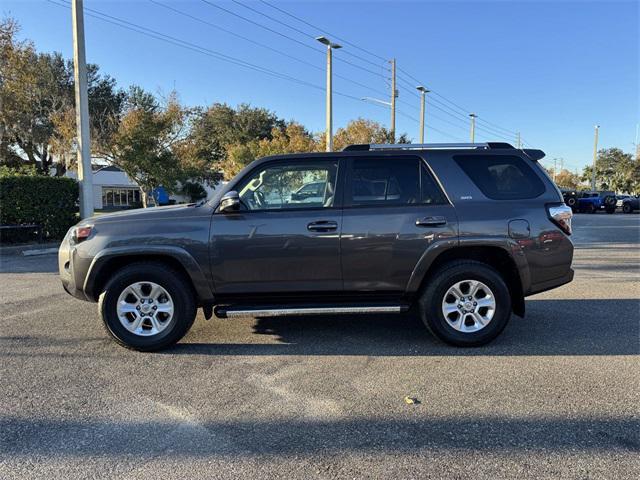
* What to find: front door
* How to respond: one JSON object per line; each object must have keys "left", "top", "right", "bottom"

{"left": 210, "top": 158, "right": 343, "bottom": 295}
{"left": 340, "top": 156, "right": 458, "bottom": 292}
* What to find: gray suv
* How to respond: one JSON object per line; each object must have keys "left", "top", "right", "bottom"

{"left": 59, "top": 142, "right": 574, "bottom": 351}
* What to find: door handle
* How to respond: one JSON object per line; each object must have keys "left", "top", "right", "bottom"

{"left": 307, "top": 220, "right": 338, "bottom": 232}
{"left": 415, "top": 216, "right": 447, "bottom": 227}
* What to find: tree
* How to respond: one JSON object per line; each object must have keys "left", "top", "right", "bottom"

{"left": 189, "top": 103, "right": 284, "bottom": 166}
{"left": 332, "top": 118, "right": 409, "bottom": 151}
{"left": 581, "top": 148, "right": 639, "bottom": 193}
{"left": 101, "top": 88, "right": 192, "bottom": 207}
{"left": 0, "top": 17, "right": 125, "bottom": 175}
{"left": 223, "top": 122, "right": 320, "bottom": 179}
{"left": 180, "top": 181, "right": 207, "bottom": 202}
{"left": 549, "top": 169, "right": 581, "bottom": 189}
{"left": 0, "top": 18, "right": 72, "bottom": 173}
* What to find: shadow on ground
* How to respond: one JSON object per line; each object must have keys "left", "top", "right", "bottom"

{"left": 162, "top": 298, "right": 639, "bottom": 357}
{"left": 0, "top": 415, "right": 637, "bottom": 457}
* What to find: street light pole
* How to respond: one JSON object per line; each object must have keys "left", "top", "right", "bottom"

{"left": 72, "top": 0, "right": 94, "bottom": 218}
{"left": 316, "top": 36, "right": 341, "bottom": 152}
{"left": 591, "top": 125, "right": 599, "bottom": 191}
{"left": 390, "top": 58, "right": 396, "bottom": 143}
{"left": 469, "top": 113, "right": 477, "bottom": 142}
{"left": 416, "top": 86, "right": 429, "bottom": 143}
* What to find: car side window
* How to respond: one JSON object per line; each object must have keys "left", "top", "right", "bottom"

{"left": 349, "top": 158, "right": 419, "bottom": 206}
{"left": 237, "top": 161, "right": 338, "bottom": 211}
{"left": 347, "top": 157, "right": 447, "bottom": 206}
{"left": 421, "top": 163, "right": 447, "bottom": 204}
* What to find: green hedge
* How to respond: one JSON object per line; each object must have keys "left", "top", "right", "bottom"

{"left": 0, "top": 176, "right": 79, "bottom": 243}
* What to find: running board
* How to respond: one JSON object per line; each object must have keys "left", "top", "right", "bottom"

{"left": 214, "top": 304, "right": 409, "bottom": 319}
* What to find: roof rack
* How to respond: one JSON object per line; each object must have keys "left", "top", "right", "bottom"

{"left": 343, "top": 142, "right": 514, "bottom": 151}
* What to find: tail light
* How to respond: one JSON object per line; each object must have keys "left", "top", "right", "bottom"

{"left": 73, "top": 225, "right": 93, "bottom": 242}
{"left": 547, "top": 204, "right": 572, "bottom": 235}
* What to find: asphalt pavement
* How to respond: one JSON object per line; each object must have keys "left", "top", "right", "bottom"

{"left": 1, "top": 213, "right": 638, "bottom": 479}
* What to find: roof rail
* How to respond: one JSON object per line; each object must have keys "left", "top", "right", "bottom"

{"left": 343, "top": 142, "right": 514, "bottom": 151}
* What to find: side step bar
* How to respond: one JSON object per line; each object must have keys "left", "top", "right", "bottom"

{"left": 214, "top": 304, "right": 410, "bottom": 319}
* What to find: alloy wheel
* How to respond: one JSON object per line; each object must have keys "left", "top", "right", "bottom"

{"left": 441, "top": 279, "right": 496, "bottom": 333}
{"left": 116, "top": 281, "right": 174, "bottom": 336}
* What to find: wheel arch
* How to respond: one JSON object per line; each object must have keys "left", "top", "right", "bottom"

{"left": 408, "top": 244, "right": 527, "bottom": 317}
{"left": 84, "top": 246, "right": 214, "bottom": 305}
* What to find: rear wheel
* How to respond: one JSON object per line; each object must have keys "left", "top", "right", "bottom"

{"left": 419, "top": 261, "right": 512, "bottom": 347}
{"left": 98, "top": 262, "right": 196, "bottom": 351}
{"left": 606, "top": 207, "right": 616, "bottom": 214}
{"left": 587, "top": 203, "right": 597, "bottom": 214}
{"left": 623, "top": 203, "right": 633, "bottom": 214}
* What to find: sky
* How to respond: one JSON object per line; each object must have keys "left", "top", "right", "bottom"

{"left": 3, "top": 0, "right": 639, "bottom": 172}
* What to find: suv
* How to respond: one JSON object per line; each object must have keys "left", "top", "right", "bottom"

{"left": 59, "top": 142, "right": 574, "bottom": 351}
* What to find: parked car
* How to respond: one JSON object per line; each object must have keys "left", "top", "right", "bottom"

{"left": 59, "top": 142, "right": 574, "bottom": 351}
{"left": 561, "top": 189, "right": 580, "bottom": 212}
{"left": 621, "top": 195, "right": 640, "bottom": 213}
{"left": 577, "top": 191, "right": 617, "bottom": 214}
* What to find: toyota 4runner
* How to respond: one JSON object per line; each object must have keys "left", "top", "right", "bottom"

{"left": 59, "top": 142, "right": 574, "bottom": 351}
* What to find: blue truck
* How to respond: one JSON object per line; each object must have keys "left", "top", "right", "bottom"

{"left": 576, "top": 191, "right": 617, "bottom": 214}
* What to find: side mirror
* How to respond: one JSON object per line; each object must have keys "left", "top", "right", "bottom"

{"left": 219, "top": 191, "right": 240, "bottom": 213}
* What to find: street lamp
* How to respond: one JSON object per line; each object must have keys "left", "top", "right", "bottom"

{"left": 316, "top": 36, "right": 341, "bottom": 152}
{"left": 469, "top": 113, "right": 477, "bottom": 142}
{"left": 416, "top": 86, "right": 429, "bottom": 143}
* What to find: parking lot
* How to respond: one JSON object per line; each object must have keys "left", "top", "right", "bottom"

{"left": 1, "top": 213, "right": 638, "bottom": 479}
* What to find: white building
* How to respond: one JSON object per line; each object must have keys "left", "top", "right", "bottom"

{"left": 66, "top": 165, "right": 225, "bottom": 210}
{"left": 66, "top": 165, "right": 141, "bottom": 210}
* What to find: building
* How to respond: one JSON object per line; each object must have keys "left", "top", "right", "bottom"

{"left": 66, "top": 165, "right": 141, "bottom": 210}
{"left": 66, "top": 164, "right": 225, "bottom": 210}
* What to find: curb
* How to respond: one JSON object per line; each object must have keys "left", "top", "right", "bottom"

{"left": 0, "top": 242, "right": 61, "bottom": 257}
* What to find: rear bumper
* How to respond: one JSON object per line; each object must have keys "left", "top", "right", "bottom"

{"left": 527, "top": 268, "right": 574, "bottom": 296}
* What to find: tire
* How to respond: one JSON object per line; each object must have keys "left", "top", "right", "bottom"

{"left": 98, "top": 262, "right": 196, "bottom": 351}
{"left": 566, "top": 196, "right": 577, "bottom": 208}
{"left": 588, "top": 203, "right": 597, "bottom": 214}
{"left": 606, "top": 207, "right": 616, "bottom": 214}
{"left": 623, "top": 204, "right": 633, "bottom": 214}
{"left": 418, "top": 260, "right": 512, "bottom": 347}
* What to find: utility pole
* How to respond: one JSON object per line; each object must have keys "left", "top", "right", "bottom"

{"left": 553, "top": 158, "right": 558, "bottom": 182}
{"left": 591, "top": 125, "right": 599, "bottom": 191}
{"left": 72, "top": 0, "right": 94, "bottom": 219}
{"left": 316, "top": 36, "right": 341, "bottom": 152}
{"left": 390, "top": 58, "right": 396, "bottom": 143}
{"left": 416, "top": 86, "right": 429, "bottom": 143}
{"left": 635, "top": 123, "right": 639, "bottom": 161}
{"left": 516, "top": 132, "right": 521, "bottom": 149}
{"left": 469, "top": 113, "right": 477, "bottom": 142}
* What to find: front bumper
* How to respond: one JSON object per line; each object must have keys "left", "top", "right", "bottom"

{"left": 58, "top": 235, "right": 95, "bottom": 302}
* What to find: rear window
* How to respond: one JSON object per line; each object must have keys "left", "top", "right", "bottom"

{"left": 454, "top": 155, "right": 545, "bottom": 200}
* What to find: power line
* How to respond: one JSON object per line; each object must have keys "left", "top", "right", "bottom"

{"left": 224, "top": 0, "right": 521, "bottom": 140}
{"left": 396, "top": 67, "right": 518, "bottom": 136}
{"left": 149, "top": 0, "right": 389, "bottom": 98}
{"left": 199, "top": 0, "right": 386, "bottom": 79}
{"left": 49, "top": 0, "right": 364, "bottom": 102}
{"left": 258, "top": 0, "right": 389, "bottom": 64}
{"left": 396, "top": 111, "right": 461, "bottom": 141}
{"left": 232, "top": 0, "right": 385, "bottom": 69}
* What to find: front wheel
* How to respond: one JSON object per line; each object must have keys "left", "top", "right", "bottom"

{"left": 419, "top": 261, "right": 512, "bottom": 347}
{"left": 98, "top": 262, "right": 197, "bottom": 351}
{"left": 623, "top": 204, "right": 633, "bottom": 214}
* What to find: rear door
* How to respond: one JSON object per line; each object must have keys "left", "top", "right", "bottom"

{"left": 340, "top": 155, "right": 458, "bottom": 292}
